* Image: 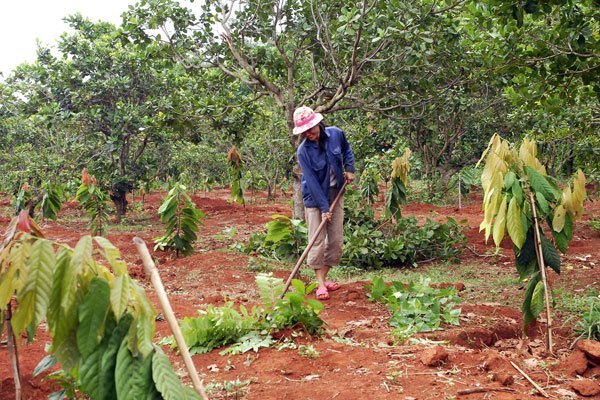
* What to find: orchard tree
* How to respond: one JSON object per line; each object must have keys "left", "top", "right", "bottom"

{"left": 6, "top": 14, "right": 205, "bottom": 219}
{"left": 473, "top": 0, "right": 599, "bottom": 178}
{"left": 124, "top": 0, "right": 472, "bottom": 217}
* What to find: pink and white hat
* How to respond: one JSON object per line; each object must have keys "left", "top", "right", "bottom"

{"left": 293, "top": 106, "right": 323, "bottom": 135}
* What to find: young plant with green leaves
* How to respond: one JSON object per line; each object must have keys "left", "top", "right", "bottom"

{"left": 0, "top": 212, "right": 201, "bottom": 400}
{"left": 243, "top": 215, "right": 308, "bottom": 261}
{"left": 478, "top": 134, "right": 587, "bottom": 329}
{"left": 359, "top": 156, "right": 382, "bottom": 204}
{"left": 154, "top": 182, "right": 205, "bottom": 257}
{"left": 173, "top": 274, "right": 323, "bottom": 355}
{"left": 227, "top": 146, "right": 245, "bottom": 206}
{"left": 75, "top": 169, "right": 111, "bottom": 236}
{"left": 13, "top": 181, "right": 65, "bottom": 220}
{"left": 386, "top": 148, "right": 411, "bottom": 221}
{"left": 368, "top": 276, "right": 461, "bottom": 343}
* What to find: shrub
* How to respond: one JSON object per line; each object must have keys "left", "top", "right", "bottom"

{"left": 342, "top": 189, "right": 466, "bottom": 269}
{"left": 243, "top": 215, "right": 308, "bottom": 261}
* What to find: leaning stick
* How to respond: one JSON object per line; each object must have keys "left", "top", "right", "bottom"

{"left": 458, "top": 387, "right": 516, "bottom": 395}
{"left": 6, "top": 303, "right": 22, "bottom": 400}
{"left": 280, "top": 181, "right": 347, "bottom": 298}
{"left": 529, "top": 193, "right": 554, "bottom": 353}
{"left": 510, "top": 361, "right": 549, "bottom": 398}
{"left": 133, "top": 237, "right": 209, "bottom": 400}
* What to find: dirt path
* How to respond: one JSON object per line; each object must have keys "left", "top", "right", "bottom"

{"left": 1, "top": 189, "right": 599, "bottom": 399}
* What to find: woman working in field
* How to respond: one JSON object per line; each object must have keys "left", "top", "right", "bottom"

{"left": 293, "top": 106, "right": 355, "bottom": 300}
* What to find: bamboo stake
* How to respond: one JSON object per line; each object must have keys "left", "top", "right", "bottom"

{"left": 529, "top": 193, "right": 554, "bottom": 353}
{"left": 133, "top": 238, "right": 209, "bottom": 400}
{"left": 510, "top": 361, "right": 549, "bottom": 398}
{"left": 281, "top": 182, "right": 347, "bottom": 298}
{"left": 6, "top": 302, "right": 22, "bottom": 400}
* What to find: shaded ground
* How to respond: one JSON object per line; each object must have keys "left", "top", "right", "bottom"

{"left": 1, "top": 188, "right": 599, "bottom": 399}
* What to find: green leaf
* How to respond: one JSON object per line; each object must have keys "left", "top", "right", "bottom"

{"left": 535, "top": 192, "right": 549, "bottom": 215}
{"left": 522, "top": 273, "right": 541, "bottom": 329}
{"left": 72, "top": 236, "right": 93, "bottom": 274}
{"left": 48, "top": 252, "right": 80, "bottom": 368}
{"left": 367, "top": 276, "right": 388, "bottom": 301}
{"left": 79, "top": 326, "right": 110, "bottom": 400}
{"left": 291, "top": 279, "right": 306, "bottom": 295}
{"left": 515, "top": 229, "right": 537, "bottom": 279}
{"left": 541, "top": 236, "right": 560, "bottom": 274}
{"left": 552, "top": 205, "right": 566, "bottom": 233}
{"left": 77, "top": 278, "right": 111, "bottom": 357}
{"left": 552, "top": 229, "right": 569, "bottom": 254}
{"left": 503, "top": 171, "right": 516, "bottom": 190}
{"left": 525, "top": 166, "right": 559, "bottom": 202}
{"left": 130, "top": 282, "right": 156, "bottom": 357}
{"left": 12, "top": 239, "right": 56, "bottom": 335}
{"left": 94, "top": 237, "right": 128, "bottom": 275}
{"left": 115, "top": 338, "right": 158, "bottom": 399}
{"left": 0, "top": 263, "right": 18, "bottom": 308}
{"left": 511, "top": 180, "right": 523, "bottom": 205}
{"left": 111, "top": 274, "right": 130, "bottom": 319}
{"left": 152, "top": 348, "right": 185, "bottom": 400}
{"left": 530, "top": 281, "right": 545, "bottom": 317}
{"left": 563, "top": 213, "right": 573, "bottom": 241}
{"left": 33, "top": 354, "right": 58, "bottom": 377}
{"left": 100, "top": 314, "right": 133, "bottom": 399}
{"left": 507, "top": 197, "right": 526, "bottom": 249}
{"left": 492, "top": 195, "right": 508, "bottom": 247}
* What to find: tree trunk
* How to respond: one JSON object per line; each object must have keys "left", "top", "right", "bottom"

{"left": 110, "top": 189, "right": 128, "bottom": 222}
{"left": 292, "top": 162, "right": 305, "bottom": 220}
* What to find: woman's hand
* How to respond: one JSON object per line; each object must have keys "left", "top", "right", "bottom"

{"left": 321, "top": 211, "right": 333, "bottom": 222}
{"left": 345, "top": 172, "right": 355, "bottom": 183}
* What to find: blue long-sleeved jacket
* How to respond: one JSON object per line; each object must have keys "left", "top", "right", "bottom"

{"left": 298, "top": 126, "right": 355, "bottom": 213}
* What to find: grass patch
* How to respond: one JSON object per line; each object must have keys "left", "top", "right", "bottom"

{"left": 300, "top": 261, "right": 526, "bottom": 308}
{"left": 205, "top": 378, "right": 255, "bottom": 399}
{"left": 555, "top": 287, "right": 599, "bottom": 314}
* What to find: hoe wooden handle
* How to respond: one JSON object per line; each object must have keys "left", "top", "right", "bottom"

{"left": 280, "top": 181, "right": 347, "bottom": 298}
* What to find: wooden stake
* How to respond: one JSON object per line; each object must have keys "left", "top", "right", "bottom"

{"left": 529, "top": 192, "right": 554, "bottom": 353}
{"left": 6, "top": 302, "right": 22, "bottom": 400}
{"left": 133, "top": 238, "right": 209, "bottom": 400}
{"left": 458, "top": 173, "right": 462, "bottom": 210}
{"left": 510, "top": 361, "right": 549, "bottom": 398}
{"left": 458, "top": 387, "right": 516, "bottom": 395}
{"left": 281, "top": 182, "right": 347, "bottom": 298}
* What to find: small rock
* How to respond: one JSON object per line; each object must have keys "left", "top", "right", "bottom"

{"left": 583, "top": 365, "right": 600, "bottom": 379}
{"left": 492, "top": 372, "right": 514, "bottom": 386}
{"left": 522, "top": 358, "right": 540, "bottom": 369}
{"left": 207, "top": 364, "right": 219, "bottom": 372}
{"left": 482, "top": 351, "right": 509, "bottom": 371}
{"left": 420, "top": 346, "right": 448, "bottom": 367}
{"left": 576, "top": 340, "right": 600, "bottom": 364}
{"left": 555, "top": 388, "right": 578, "bottom": 399}
{"left": 571, "top": 379, "right": 600, "bottom": 397}
{"left": 302, "top": 374, "right": 320, "bottom": 381}
{"left": 562, "top": 349, "right": 589, "bottom": 376}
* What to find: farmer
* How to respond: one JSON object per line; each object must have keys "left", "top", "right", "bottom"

{"left": 293, "top": 106, "right": 355, "bottom": 300}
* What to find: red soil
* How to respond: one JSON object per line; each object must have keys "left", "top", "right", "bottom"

{"left": 1, "top": 188, "right": 599, "bottom": 399}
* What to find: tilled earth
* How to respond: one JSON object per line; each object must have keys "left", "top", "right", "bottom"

{"left": 1, "top": 189, "right": 599, "bottom": 399}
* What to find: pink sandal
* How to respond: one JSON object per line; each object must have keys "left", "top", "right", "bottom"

{"left": 316, "top": 286, "right": 330, "bottom": 300}
{"left": 325, "top": 281, "right": 341, "bottom": 291}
